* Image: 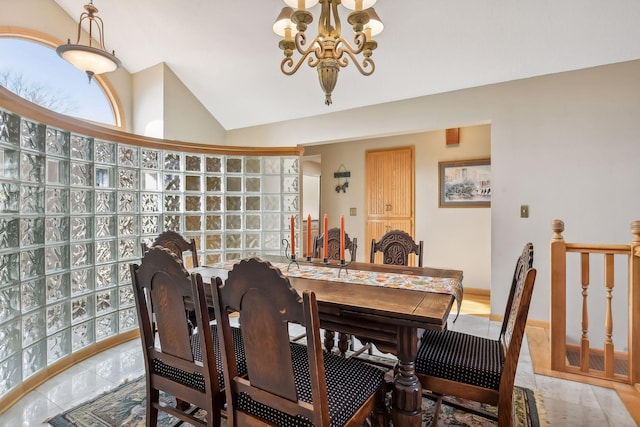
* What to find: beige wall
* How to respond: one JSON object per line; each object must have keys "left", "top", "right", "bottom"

{"left": 304, "top": 125, "right": 492, "bottom": 291}
{"left": 132, "top": 63, "right": 226, "bottom": 144}
{"left": 132, "top": 64, "right": 164, "bottom": 137}
{"left": 163, "top": 64, "right": 226, "bottom": 144}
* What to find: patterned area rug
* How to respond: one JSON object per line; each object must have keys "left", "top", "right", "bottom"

{"left": 47, "top": 375, "right": 548, "bottom": 427}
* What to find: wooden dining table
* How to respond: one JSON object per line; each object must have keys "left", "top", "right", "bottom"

{"left": 191, "top": 257, "right": 463, "bottom": 427}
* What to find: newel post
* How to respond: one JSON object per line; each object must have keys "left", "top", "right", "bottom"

{"left": 550, "top": 219, "right": 567, "bottom": 372}
{"left": 629, "top": 221, "right": 640, "bottom": 390}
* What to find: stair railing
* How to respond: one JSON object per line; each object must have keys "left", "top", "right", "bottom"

{"left": 550, "top": 219, "right": 640, "bottom": 389}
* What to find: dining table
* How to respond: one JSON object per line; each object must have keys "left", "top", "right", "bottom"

{"left": 191, "top": 256, "right": 463, "bottom": 427}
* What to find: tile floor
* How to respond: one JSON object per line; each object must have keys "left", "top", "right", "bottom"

{"left": 2, "top": 314, "right": 637, "bottom": 426}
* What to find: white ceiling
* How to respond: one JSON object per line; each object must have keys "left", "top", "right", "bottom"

{"left": 52, "top": 0, "right": 640, "bottom": 130}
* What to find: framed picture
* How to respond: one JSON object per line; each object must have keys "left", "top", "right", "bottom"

{"left": 439, "top": 158, "right": 491, "bottom": 208}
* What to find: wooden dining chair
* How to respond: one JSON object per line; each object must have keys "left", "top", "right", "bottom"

{"left": 209, "top": 257, "right": 388, "bottom": 427}
{"left": 370, "top": 229, "right": 424, "bottom": 267}
{"left": 415, "top": 243, "right": 536, "bottom": 427}
{"left": 313, "top": 227, "right": 358, "bottom": 262}
{"left": 141, "top": 229, "right": 200, "bottom": 268}
{"left": 131, "top": 246, "right": 247, "bottom": 427}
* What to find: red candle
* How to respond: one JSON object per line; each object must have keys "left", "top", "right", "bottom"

{"left": 307, "top": 214, "right": 312, "bottom": 258}
{"left": 340, "top": 214, "right": 345, "bottom": 260}
{"left": 290, "top": 215, "right": 295, "bottom": 256}
{"left": 323, "top": 214, "right": 328, "bottom": 259}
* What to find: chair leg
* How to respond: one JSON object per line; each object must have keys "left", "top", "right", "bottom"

{"left": 497, "top": 393, "right": 513, "bottom": 427}
{"left": 147, "top": 387, "right": 160, "bottom": 427}
{"left": 370, "top": 386, "right": 390, "bottom": 427}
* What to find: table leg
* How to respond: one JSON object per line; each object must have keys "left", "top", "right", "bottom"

{"left": 392, "top": 326, "right": 422, "bottom": 427}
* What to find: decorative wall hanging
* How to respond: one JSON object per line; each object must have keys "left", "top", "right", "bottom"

{"left": 334, "top": 164, "right": 350, "bottom": 193}
{"left": 439, "top": 158, "right": 491, "bottom": 207}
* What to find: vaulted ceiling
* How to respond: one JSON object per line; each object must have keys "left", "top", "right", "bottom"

{"left": 52, "top": 0, "right": 640, "bottom": 130}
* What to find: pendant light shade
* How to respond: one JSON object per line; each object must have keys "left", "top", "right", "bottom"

{"left": 56, "top": 1, "right": 121, "bottom": 82}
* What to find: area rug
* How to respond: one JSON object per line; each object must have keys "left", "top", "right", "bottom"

{"left": 47, "top": 376, "right": 547, "bottom": 427}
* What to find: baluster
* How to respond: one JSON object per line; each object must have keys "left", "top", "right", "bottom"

{"left": 629, "top": 221, "right": 640, "bottom": 389}
{"left": 550, "top": 219, "right": 567, "bottom": 372}
{"left": 604, "top": 253, "right": 615, "bottom": 377}
{"left": 580, "top": 252, "right": 590, "bottom": 372}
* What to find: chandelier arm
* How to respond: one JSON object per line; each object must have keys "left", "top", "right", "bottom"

{"left": 331, "top": 0, "right": 341, "bottom": 37}
{"left": 281, "top": 47, "right": 317, "bottom": 75}
{"left": 319, "top": 0, "right": 330, "bottom": 37}
{"left": 340, "top": 48, "right": 376, "bottom": 76}
{"left": 74, "top": 12, "right": 90, "bottom": 44}
{"left": 333, "top": 33, "right": 366, "bottom": 59}
{"left": 93, "top": 15, "right": 107, "bottom": 50}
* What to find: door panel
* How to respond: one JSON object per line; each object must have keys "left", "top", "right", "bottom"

{"left": 365, "top": 146, "right": 415, "bottom": 263}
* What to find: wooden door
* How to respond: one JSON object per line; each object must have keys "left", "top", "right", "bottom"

{"left": 365, "top": 146, "right": 415, "bottom": 263}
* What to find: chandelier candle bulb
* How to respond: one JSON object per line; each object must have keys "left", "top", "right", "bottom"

{"left": 340, "top": 215, "right": 345, "bottom": 261}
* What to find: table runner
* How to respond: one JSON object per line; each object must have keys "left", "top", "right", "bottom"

{"left": 199, "top": 260, "right": 463, "bottom": 316}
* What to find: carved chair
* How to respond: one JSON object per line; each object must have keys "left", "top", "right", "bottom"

{"left": 131, "top": 246, "right": 247, "bottom": 426}
{"left": 141, "top": 229, "right": 199, "bottom": 268}
{"left": 141, "top": 230, "right": 204, "bottom": 330}
{"left": 370, "top": 229, "right": 424, "bottom": 267}
{"left": 313, "top": 227, "right": 358, "bottom": 262}
{"left": 209, "top": 257, "right": 388, "bottom": 426}
{"left": 415, "top": 243, "right": 536, "bottom": 426}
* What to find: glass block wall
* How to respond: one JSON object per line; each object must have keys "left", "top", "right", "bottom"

{"left": 0, "top": 106, "right": 300, "bottom": 400}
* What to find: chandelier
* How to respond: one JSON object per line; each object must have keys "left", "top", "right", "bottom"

{"left": 56, "top": 0, "right": 121, "bottom": 82}
{"left": 273, "top": 0, "right": 383, "bottom": 105}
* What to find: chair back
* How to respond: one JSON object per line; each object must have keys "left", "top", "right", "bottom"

{"left": 500, "top": 242, "right": 534, "bottom": 348}
{"left": 131, "top": 246, "right": 222, "bottom": 422}
{"left": 144, "top": 230, "right": 199, "bottom": 267}
{"left": 313, "top": 227, "right": 357, "bottom": 261}
{"left": 370, "top": 229, "right": 423, "bottom": 267}
{"left": 498, "top": 243, "right": 536, "bottom": 397}
{"left": 212, "top": 257, "right": 330, "bottom": 426}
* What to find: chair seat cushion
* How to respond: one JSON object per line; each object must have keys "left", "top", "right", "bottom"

{"left": 415, "top": 329, "right": 503, "bottom": 391}
{"left": 238, "top": 343, "right": 386, "bottom": 427}
{"left": 152, "top": 325, "right": 246, "bottom": 392}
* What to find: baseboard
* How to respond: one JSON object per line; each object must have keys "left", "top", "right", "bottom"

{"left": 464, "top": 287, "right": 490, "bottom": 297}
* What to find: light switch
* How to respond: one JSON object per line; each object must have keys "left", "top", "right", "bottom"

{"left": 350, "top": 207, "right": 356, "bottom": 216}
{"left": 520, "top": 205, "right": 529, "bottom": 218}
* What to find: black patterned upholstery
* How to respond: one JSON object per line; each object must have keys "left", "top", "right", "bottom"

{"left": 152, "top": 325, "right": 247, "bottom": 392}
{"left": 416, "top": 329, "right": 503, "bottom": 391}
{"left": 238, "top": 343, "right": 386, "bottom": 427}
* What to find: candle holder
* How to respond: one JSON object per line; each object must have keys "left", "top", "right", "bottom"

{"left": 281, "top": 238, "right": 299, "bottom": 270}
{"left": 337, "top": 258, "right": 350, "bottom": 277}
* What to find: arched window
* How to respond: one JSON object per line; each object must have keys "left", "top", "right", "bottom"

{"left": 0, "top": 30, "right": 123, "bottom": 127}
